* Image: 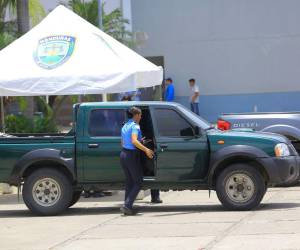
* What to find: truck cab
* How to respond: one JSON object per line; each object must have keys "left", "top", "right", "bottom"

{"left": 76, "top": 102, "right": 210, "bottom": 186}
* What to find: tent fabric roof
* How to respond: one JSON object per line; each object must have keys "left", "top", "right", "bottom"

{"left": 0, "top": 5, "right": 163, "bottom": 96}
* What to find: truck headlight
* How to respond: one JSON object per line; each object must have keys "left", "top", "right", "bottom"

{"left": 275, "top": 143, "right": 290, "bottom": 157}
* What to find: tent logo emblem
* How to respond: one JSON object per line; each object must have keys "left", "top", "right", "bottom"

{"left": 34, "top": 35, "right": 76, "bottom": 69}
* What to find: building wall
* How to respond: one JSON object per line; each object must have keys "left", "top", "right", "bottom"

{"left": 131, "top": 0, "right": 300, "bottom": 121}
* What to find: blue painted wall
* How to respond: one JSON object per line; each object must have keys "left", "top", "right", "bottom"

{"left": 132, "top": 0, "right": 300, "bottom": 97}
{"left": 176, "top": 91, "right": 300, "bottom": 123}
{"left": 132, "top": 0, "right": 300, "bottom": 123}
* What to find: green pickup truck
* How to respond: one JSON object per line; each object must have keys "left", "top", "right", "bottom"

{"left": 0, "top": 102, "right": 299, "bottom": 215}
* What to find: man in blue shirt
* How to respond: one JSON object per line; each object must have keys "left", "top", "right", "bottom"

{"left": 120, "top": 107, "right": 154, "bottom": 215}
{"left": 164, "top": 78, "right": 175, "bottom": 101}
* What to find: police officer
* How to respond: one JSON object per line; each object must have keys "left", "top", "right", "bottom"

{"left": 120, "top": 107, "right": 154, "bottom": 215}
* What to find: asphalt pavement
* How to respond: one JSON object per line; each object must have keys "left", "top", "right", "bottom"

{"left": 1, "top": 187, "right": 300, "bottom": 250}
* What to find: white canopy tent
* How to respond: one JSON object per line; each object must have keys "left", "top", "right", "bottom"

{"left": 0, "top": 5, "right": 163, "bottom": 96}
{"left": 0, "top": 5, "right": 163, "bottom": 131}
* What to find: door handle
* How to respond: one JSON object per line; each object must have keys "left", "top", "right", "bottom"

{"left": 88, "top": 143, "right": 99, "bottom": 148}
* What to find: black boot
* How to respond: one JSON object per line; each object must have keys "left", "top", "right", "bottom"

{"left": 151, "top": 189, "right": 163, "bottom": 203}
{"left": 120, "top": 206, "right": 137, "bottom": 216}
{"left": 151, "top": 198, "right": 163, "bottom": 204}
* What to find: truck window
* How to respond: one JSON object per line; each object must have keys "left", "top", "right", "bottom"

{"left": 153, "top": 108, "right": 194, "bottom": 137}
{"left": 88, "top": 109, "right": 126, "bottom": 137}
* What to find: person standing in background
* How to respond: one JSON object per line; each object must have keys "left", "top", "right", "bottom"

{"left": 119, "top": 89, "right": 142, "bottom": 101}
{"left": 121, "top": 95, "right": 132, "bottom": 101}
{"left": 189, "top": 78, "right": 200, "bottom": 115}
{"left": 164, "top": 78, "right": 175, "bottom": 101}
{"left": 133, "top": 89, "right": 142, "bottom": 101}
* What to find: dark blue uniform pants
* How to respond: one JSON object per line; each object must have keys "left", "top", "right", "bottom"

{"left": 120, "top": 149, "right": 143, "bottom": 209}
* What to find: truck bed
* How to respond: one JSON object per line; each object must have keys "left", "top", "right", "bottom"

{"left": 0, "top": 133, "right": 75, "bottom": 183}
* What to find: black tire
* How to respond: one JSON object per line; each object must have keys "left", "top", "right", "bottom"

{"left": 22, "top": 168, "right": 73, "bottom": 216}
{"left": 216, "top": 164, "right": 266, "bottom": 211}
{"left": 69, "top": 190, "right": 82, "bottom": 208}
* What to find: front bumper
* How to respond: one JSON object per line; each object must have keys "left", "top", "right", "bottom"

{"left": 260, "top": 156, "right": 300, "bottom": 185}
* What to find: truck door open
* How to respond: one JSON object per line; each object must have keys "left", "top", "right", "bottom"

{"left": 138, "top": 106, "right": 157, "bottom": 177}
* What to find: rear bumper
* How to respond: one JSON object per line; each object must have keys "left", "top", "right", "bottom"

{"left": 260, "top": 156, "right": 300, "bottom": 185}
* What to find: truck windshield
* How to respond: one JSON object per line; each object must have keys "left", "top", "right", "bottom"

{"left": 177, "top": 104, "right": 211, "bottom": 129}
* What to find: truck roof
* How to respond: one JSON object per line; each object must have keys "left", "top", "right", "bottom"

{"left": 78, "top": 101, "right": 181, "bottom": 108}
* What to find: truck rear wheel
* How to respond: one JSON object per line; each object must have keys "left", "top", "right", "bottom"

{"left": 216, "top": 164, "right": 266, "bottom": 210}
{"left": 22, "top": 168, "right": 73, "bottom": 216}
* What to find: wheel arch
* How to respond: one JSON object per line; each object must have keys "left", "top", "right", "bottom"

{"left": 261, "top": 124, "right": 300, "bottom": 141}
{"left": 22, "top": 160, "right": 75, "bottom": 183}
{"left": 9, "top": 149, "right": 75, "bottom": 185}
{"left": 208, "top": 145, "right": 270, "bottom": 188}
{"left": 210, "top": 156, "right": 269, "bottom": 188}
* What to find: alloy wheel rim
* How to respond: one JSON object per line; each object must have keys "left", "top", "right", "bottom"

{"left": 32, "top": 178, "right": 61, "bottom": 207}
{"left": 225, "top": 173, "right": 255, "bottom": 203}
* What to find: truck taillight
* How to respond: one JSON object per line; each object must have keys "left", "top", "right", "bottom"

{"left": 217, "top": 119, "right": 231, "bottom": 131}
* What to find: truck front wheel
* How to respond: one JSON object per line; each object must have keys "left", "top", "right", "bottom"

{"left": 22, "top": 168, "right": 73, "bottom": 216}
{"left": 216, "top": 164, "right": 266, "bottom": 210}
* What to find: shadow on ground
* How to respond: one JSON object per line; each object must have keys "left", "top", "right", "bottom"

{"left": 0, "top": 194, "right": 126, "bottom": 205}
{"left": 0, "top": 202, "right": 299, "bottom": 218}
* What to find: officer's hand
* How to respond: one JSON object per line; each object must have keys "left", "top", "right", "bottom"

{"left": 145, "top": 148, "right": 154, "bottom": 159}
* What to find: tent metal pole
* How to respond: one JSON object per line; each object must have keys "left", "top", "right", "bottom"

{"left": 102, "top": 94, "right": 107, "bottom": 102}
{"left": 0, "top": 97, "right": 5, "bottom": 133}
{"left": 98, "top": 0, "right": 103, "bottom": 30}
{"left": 98, "top": 0, "right": 106, "bottom": 103}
